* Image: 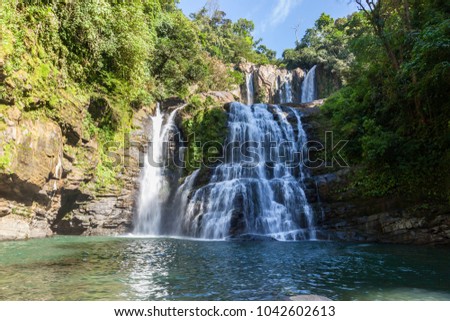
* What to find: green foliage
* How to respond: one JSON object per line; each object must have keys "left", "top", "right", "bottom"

{"left": 321, "top": 1, "right": 450, "bottom": 202}
{"left": 255, "top": 44, "right": 277, "bottom": 62}
{"left": 0, "top": 0, "right": 271, "bottom": 191}
{"left": 228, "top": 69, "right": 245, "bottom": 86}
{"left": 151, "top": 10, "right": 209, "bottom": 98}
{"left": 350, "top": 167, "right": 398, "bottom": 198}
{"left": 254, "top": 91, "right": 268, "bottom": 104}
{"left": 11, "top": 206, "right": 32, "bottom": 218}
{"left": 190, "top": 7, "right": 276, "bottom": 65}
{"left": 55, "top": 0, "right": 155, "bottom": 86}
{"left": 282, "top": 13, "right": 358, "bottom": 87}
{"left": 181, "top": 98, "right": 228, "bottom": 174}
{"left": 321, "top": 88, "right": 363, "bottom": 161}
{"left": 0, "top": 141, "right": 13, "bottom": 172}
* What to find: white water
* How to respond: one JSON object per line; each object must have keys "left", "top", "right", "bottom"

{"left": 134, "top": 105, "right": 182, "bottom": 235}
{"left": 246, "top": 72, "right": 254, "bottom": 105}
{"left": 183, "top": 103, "right": 316, "bottom": 240}
{"left": 173, "top": 169, "right": 200, "bottom": 235}
{"left": 301, "top": 65, "right": 317, "bottom": 103}
{"left": 279, "top": 73, "right": 293, "bottom": 104}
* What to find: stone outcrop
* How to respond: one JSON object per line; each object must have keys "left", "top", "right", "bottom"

{"left": 197, "top": 90, "right": 240, "bottom": 104}
{"left": 0, "top": 101, "right": 151, "bottom": 240}
{"left": 0, "top": 108, "right": 63, "bottom": 240}
{"left": 237, "top": 62, "right": 305, "bottom": 104}
{"left": 298, "top": 107, "right": 450, "bottom": 245}
{"left": 51, "top": 106, "right": 151, "bottom": 236}
{"left": 280, "top": 99, "right": 325, "bottom": 109}
{"left": 311, "top": 169, "right": 450, "bottom": 245}
{"left": 238, "top": 61, "right": 341, "bottom": 103}
{"left": 315, "top": 63, "right": 341, "bottom": 99}
{"left": 0, "top": 111, "right": 63, "bottom": 202}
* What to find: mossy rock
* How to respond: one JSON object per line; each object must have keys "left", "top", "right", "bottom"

{"left": 88, "top": 96, "right": 119, "bottom": 131}
{"left": 180, "top": 98, "right": 228, "bottom": 176}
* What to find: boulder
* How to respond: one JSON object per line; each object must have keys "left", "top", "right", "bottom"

{"left": 0, "top": 215, "right": 31, "bottom": 241}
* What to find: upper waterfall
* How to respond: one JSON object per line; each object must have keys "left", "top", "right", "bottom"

{"left": 245, "top": 72, "right": 255, "bottom": 105}
{"left": 301, "top": 65, "right": 317, "bottom": 103}
{"left": 279, "top": 72, "right": 293, "bottom": 104}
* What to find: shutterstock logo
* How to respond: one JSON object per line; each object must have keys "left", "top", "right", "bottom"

{"left": 106, "top": 131, "right": 349, "bottom": 170}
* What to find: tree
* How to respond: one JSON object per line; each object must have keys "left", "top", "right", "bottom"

{"left": 282, "top": 13, "right": 354, "bottom": 84}
{"left": 190, "top": 7, "right": 275, "bottom": 64}
{"left": 256, "top": 44, "right": 277, "bottom": 61}
{"left": 321, "top": 0, "right": 450, "bottom": 201}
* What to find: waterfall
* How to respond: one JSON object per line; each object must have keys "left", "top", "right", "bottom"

{"left": 281, "top": 73, "right": 293, "bottom": 103}
{"left": 134, "top": 105, "right": 183, "bottom": 235}
{"left": 246, "top": 72, "right": 254, "bottom": 106}
{"left": 172, "top": 169, "right": 200, "bottom": 236}
{"left": 283, "top": 81, "right": 293, "bottom": 104}
{"left": 301, "top": 65, "right": 317, "bottom": 103}
{"left": 278, "top": 72, "right": 293, "bottom": 104}
{"left": 182, "top": 103, "right": 316, "bottom": 240}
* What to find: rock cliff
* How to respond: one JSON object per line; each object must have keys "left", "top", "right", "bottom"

{"left": 0, "top": 109, "right": 63, "bottom": 240}
{"left": 299, "top": 106, "right": 450, "bottom": 245}
{"left": 238, "top": 62, "right": 305, "bottom": 104}
{"left": 0, "top": 102, "right": 150, "bottom": 240}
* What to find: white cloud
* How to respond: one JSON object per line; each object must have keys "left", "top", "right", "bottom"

{"left": 269, "top": 0, "right": 303, "bottom": 27}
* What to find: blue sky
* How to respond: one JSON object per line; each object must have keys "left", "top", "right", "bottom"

{"left": 177, "top": 0, "right": 359, "bottom": 58}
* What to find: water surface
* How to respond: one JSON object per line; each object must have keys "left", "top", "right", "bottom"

{"left": 0, "top": 236, "right": 449, "bottom": 300}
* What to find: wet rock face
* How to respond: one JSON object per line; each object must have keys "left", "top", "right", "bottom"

{"left": 291, "top": 68, "right": 306, "bottom": 99}
{"left": 315, "top": 64, "right": 341, "bottom": 99}
{"left": 197, "top": 91, "right": 240, "bottom": 105}
{"left": 52, "top": 195, "right": 133, "bottom": 236}
{"left": 316, "top": 198, "right": 450, "bottom": 245}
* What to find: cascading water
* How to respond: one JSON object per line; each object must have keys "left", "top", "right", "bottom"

{"left": 301, "top": 65, "right": 317, "bottom": 103}
{"left": 282, "top": 77, "right": 293, "bottom": 103}
{"left": 182, "top": 102, "right": 316, "bottom": 240}
{"left": 171, "top": 169, "right": 200, "bottom": 236}
{"left": 278, "top": 73, "right": 293, "bottom": 104}
{"left": 245, "top": 72, "right": 255, "bottom": 105}
{"left": 134, "top": 105, "right": 183, "bottom": 235}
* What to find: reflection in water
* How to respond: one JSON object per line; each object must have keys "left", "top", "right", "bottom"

{"left": 125, "top": 241, "right": 172, "bottom": 300}
{"left": 0, "top": 237, "right": 449, "bottom": 301}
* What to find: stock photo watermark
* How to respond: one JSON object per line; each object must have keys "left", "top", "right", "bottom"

{"left": 104, "top": 131, "right": 349, "bottom": 171}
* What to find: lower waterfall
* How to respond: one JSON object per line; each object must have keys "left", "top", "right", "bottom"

{"left": 182, "top": 103, "right": 316, "bottom": 240}
{"left": 134, "top": 105, "right": 183, "bottom": 235}
{"left": 135, "top": 103, "right": 316, "bottom": 240}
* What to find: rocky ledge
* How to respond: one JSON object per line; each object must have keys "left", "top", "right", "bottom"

{"left": 310, "top": 169, "right": 450, "bottom": 245}
{"left": 299, "top": 108, "right": 450, "bottom": 245}
{"left": 0, "top": 103, "right": 151, "bottom": 240}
